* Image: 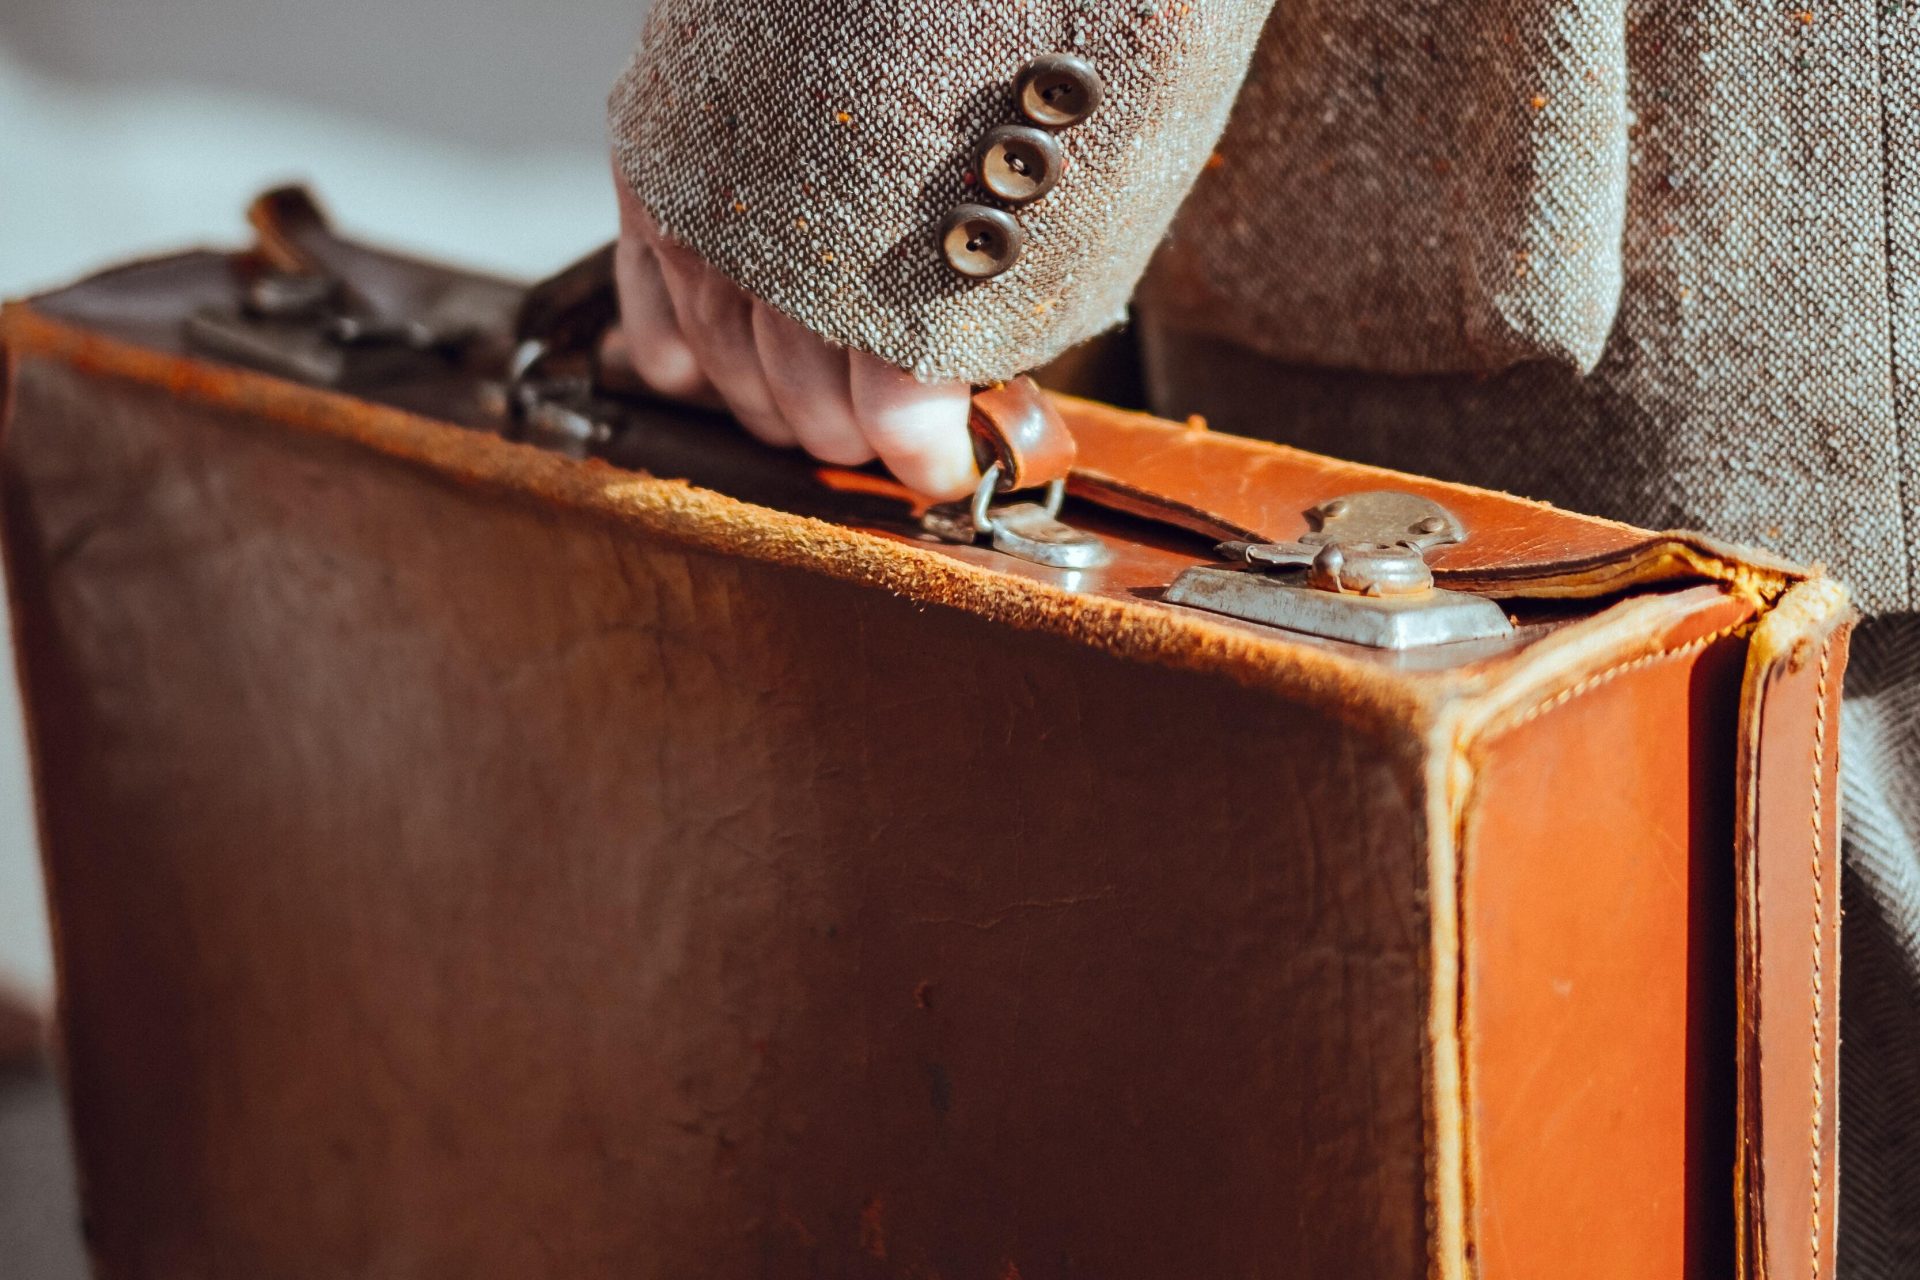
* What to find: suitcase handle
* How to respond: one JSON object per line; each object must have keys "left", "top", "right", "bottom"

{"left": 509, "top": 234, "right": 1077, "bottom": 496}
{"left": 244, "top": 186, "right": 1074, "bottom": 497}
{"left": 508, "top": 236, "right": 1104, "bottom": 565}
{"left": 966, "top": 377, "right": 1076, "bottom": 492}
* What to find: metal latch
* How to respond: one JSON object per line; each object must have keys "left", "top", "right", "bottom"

{"left": 1163, "top": 490, "right": 1515, "bottom": 649}
{"left": 921, "top": 467, "right": 1112, "bottom": 571}
{"left": 495, "top": 244, "right": 624, "bottom": 458}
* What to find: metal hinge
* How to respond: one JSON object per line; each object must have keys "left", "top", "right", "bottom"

{"left": 1163, "top": 490, "right": 1515, "bottom": 649}
{"left": 184, "top": 268, "right": 488, "bottom": 388}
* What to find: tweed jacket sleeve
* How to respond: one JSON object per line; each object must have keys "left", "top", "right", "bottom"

{"left": 608, "top": 1, "right": 1273, "bottom": 384}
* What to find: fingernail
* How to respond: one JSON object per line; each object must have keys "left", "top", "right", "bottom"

{"left": 647, "top": 337, "right": 703, "bottom": 395}
{"left": 923, "top": 450, "right": 981, "bottom": 502}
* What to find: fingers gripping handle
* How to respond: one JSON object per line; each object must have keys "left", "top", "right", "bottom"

{"left": 517, "top": 239, "right": 1080, "bottom": 495}
{"left": 945, "top": 376, "right": 1107, "bottom": 570}
{"left": 513, "top": 235, "right": 1080, "bottom": 496}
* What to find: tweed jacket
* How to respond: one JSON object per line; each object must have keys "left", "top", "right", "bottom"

{"left": 612, "top": 1, "right": 1920, "bottom": 613}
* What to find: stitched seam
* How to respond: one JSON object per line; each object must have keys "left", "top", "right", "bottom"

{"left": 1487, "top": 618, "right": 1750, "bottom": 739}
{"left": 1454, "top": 612, "right": 1750, "bottom": 1277}
{"left": 1809, "top": 636, "right": 1835, "bottom": 1280}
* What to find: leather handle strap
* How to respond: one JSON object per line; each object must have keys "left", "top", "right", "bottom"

{"left": 248, "top": 187, "right": 343, "bottom": 277}
{"left": 968, "top": 376, "right": 1077, "bottom": 492}
{"left": 244, "top": 186, "right": 525, "bottom": 333}
{"left": 250, "top": 185, "right": 1079, "bottom": 496}
{"left": 246, "top": 186, "right": 400, "bottom": 320}
{"left": 514, "top": 242, "right": 620, "bottom": 365}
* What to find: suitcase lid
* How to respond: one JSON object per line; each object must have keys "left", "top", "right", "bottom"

{"left": 1, "top": 189, "right": 1819, "bottom": 686}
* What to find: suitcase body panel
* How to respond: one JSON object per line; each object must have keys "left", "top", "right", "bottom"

{"left": 8, "top": 350, "right": 1435, "bottom": 1278}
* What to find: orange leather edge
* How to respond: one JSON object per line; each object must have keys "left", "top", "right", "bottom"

{"left": 1734, "top": 579, "right": 1854, "bottom": 1280}
{"left": 1055, "top": 395, "right": 1803, "bottom": 604}
{"left": 1452, "top": 588, "right": 1756, "bottom": 1280}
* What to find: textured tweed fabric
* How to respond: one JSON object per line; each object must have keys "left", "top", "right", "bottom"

{"left": 1839, "top": 617, "right": 1920, "bottom": 1280}
{"left": 1142, "top": 0, "right": 1629, "bottom": 376}
{"left": 612, "top": 1, "right": 1915, "bottom": 611}
{"left": 1139, "top": 0, "right": 1917, "bottom": 615}
{"left": 609, "top": 0, "right": 1271, "bottom": 384}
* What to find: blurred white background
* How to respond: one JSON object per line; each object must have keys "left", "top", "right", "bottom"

{"left": 0, "top": 0, "right": 649, "bottom": 1016}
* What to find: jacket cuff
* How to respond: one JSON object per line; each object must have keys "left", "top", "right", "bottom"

{"left": 609, "top": 0, "right": 1269, "bottom": 384}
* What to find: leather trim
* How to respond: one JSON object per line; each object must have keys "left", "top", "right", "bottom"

{"left": 1057, "top": 395, "right": 1805, "bottom": 603}
{"left": 1453, "top": 588, "right": 1755, "bottom": 1279}
{"left": 0, "top": 303, "right": 1434, "bottom": 742}
{"left": 1734, "top": 579, "right": 1854, "bottom": 1280}
{"left": 1428, "top": 585, "right": 1761, "bottom": 1280}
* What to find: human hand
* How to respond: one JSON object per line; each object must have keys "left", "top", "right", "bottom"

{"left": 611, "top": 161, "right": 980, "bottom": 500}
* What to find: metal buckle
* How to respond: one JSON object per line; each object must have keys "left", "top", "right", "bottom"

{"left": 496, "top": 244, "right": 628, "bottom": 458}
{"left": 922, "top": 462, "right": 1113, "bottom": 570}
{"left": 498, "top": 338, "right": 618, "bottom": 458}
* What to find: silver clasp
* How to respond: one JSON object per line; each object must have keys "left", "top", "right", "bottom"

{"left": 1216, "top": 490, "right": 1466, "bottom": 596}
{"left": 1164, "top": 490, "right": 1515, "bottom": 650}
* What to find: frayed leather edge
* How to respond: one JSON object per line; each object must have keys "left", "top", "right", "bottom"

{"left": 1441, "top": 535, "right": 1803, "bottom": 607}
{"left": 0, "top": 303, "right": 1439, "bottom": 746}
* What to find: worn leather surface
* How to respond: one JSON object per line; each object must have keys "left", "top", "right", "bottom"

{"left": 6, "top": 353, "right": 1438, "bottom": 1279}
{"left": 0, "top": 251, "right": 1852, "bottom": 1278}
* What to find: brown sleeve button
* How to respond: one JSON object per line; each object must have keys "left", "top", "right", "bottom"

{"left": 1015, "top": 53, "right": 1105, "bottom": 129}
{"left": 975, "top": 125, "right": 1064, "bottom": 205}
{"left": 941, "top": 204, "right": 1025, "bottom": 279}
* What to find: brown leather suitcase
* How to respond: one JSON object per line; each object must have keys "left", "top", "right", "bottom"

{"left": 0, "top": 192, "right": 1851, "bottom": 1280}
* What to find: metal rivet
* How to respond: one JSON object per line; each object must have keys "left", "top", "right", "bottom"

{"left": 975, "top": 124, "right": 1064, "bottom": 205}
{"left": 940, "top": 204, "right": 1026, "bottom": 279}
{"left": 1412, "top": 516, "right": 1446, "bottom": 536}
{"left": 1319, "top": 499, "right": 1350, "bottom": 519}
{"left": 1016, "top": 53, "right": 1106, "bottom": 129}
